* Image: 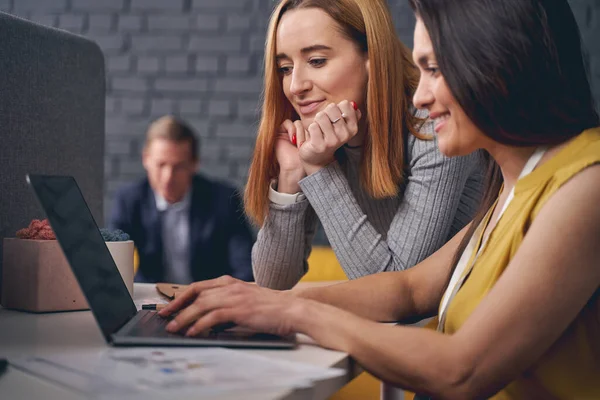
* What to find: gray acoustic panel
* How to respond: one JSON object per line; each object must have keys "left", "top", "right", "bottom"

{"left": 0, "top": 11, "right": 105, "bottom": 289}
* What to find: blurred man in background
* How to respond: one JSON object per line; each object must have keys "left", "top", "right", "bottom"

{"left": 110, "top": 115, "right": 254, "bottom": 284}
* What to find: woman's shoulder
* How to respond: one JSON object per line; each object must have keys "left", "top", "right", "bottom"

{"left": 524, "top": 128, "right": 600, "bottom": 186}
{"left": 547, "top": 127, "right": 600, "bottom": 188}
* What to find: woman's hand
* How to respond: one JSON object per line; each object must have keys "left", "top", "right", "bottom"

{"left": 297, "top": 100, "right": 361, "bottom": 175}
{"left": 275, "top": 119, "right": 307, "bottom": 193}
{"left": 158, "top": 276, "right": 303, "bottom": 337}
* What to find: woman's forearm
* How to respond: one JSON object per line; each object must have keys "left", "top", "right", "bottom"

{"left": 252, "top": 202, "right": 318, "bottom": 289}
{"left": 293, "top": 271, "right": 417, "bottom": 322}
{"left": 277, "top": 169, "right": 306, "bottom": 194}
{"left": 291, "top": 300, "right": 472, "bottom": 398}
{"left": 292, "top": 226, "right": 464, "bottom": 323}
{"left": 299, "top": 141, "right": 482, "bottom": 280}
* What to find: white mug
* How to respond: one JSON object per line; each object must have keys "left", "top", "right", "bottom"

{"left": 105, "top": 240, "right": 135, "bottom": 296}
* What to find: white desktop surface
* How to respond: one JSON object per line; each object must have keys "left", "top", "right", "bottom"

{"left": 0, "top": 283, "right": 357, "bottom": 400}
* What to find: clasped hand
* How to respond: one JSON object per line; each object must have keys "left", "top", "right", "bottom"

{"left": 276, "top": 100, "right": 362, "bottom": 177}
{"left": 158, "top": 275, "right": 301, "bottom": 337}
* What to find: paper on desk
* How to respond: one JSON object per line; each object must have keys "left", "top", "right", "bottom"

{"left": 11, "top": 347, "right": 345, "bottom": 399}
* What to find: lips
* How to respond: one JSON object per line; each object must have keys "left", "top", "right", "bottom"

{"left": 431, "top": 113, "right": 450, "bottom": 133}
{"left": 434, "top": 119, "right": 447, "bottom": 133}
{"left": 297, "top": 101, "right": 323, "bottom": 115}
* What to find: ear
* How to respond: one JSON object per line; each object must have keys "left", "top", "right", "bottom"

{"left": 365, "top": 57, "right": 370, "bottom": 76}
{"left": 142, "top": 147, "right": 150, "bottom": 171}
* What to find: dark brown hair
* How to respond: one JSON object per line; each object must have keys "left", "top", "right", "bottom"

{"left": 409, "top": 0, "right": 599, "bottom": 280}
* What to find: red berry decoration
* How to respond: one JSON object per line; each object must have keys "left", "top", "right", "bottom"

{"left": 16, "top": 219, "right": 56, "bottom": 240}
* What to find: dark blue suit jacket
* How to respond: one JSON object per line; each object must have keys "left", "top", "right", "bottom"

{"left": 109, "top": 175, "right": 254, "bottom": 283}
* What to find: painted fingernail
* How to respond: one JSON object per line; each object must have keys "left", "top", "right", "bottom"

{"left": 351, "top": 101, "right": 358, "bottom": 110}
{"left": 292, "top": 133, "right": 297, "bottom": 145}
{"left": 166, "top": 321, "right": 179, "bottom": 332}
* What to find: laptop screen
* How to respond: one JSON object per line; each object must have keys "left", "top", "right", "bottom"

{"left": 27, "top": 174, "right": 137, "bottom": 341}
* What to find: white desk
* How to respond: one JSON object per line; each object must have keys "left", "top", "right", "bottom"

{"left": 0, "top": 283, "right": 358, "bottom": 400}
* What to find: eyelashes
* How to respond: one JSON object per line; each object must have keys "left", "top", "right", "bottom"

{"left": 278, "top": 58, "right": 328, "bottom": 75}
{"left": 308, "top": 58, "right": 326, "bottom": 67}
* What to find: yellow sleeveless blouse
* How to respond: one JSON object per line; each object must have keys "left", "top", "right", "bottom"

{"left": 442, "top": 128, "right": 600, "bottom": 399}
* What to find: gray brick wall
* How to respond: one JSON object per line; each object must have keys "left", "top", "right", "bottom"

{"left": 3, "top": 0, "right": 600, "bottom": 229}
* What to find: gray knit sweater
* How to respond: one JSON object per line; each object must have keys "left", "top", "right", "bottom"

{"left": 252, "top": 119, "right": 485, "bottom": 289}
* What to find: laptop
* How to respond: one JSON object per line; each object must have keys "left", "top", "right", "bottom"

{"left": 26, "top": 174, "right": 296, "bottom": 349}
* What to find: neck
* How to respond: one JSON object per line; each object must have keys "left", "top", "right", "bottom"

{"left": 485, "top": 142, "right": 538, "bottom": 190}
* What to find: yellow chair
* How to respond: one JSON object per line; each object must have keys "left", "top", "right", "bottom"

{"left": 304, "top": 246, "right": 381, "bottom": 400}
{"left": 134, "top": 248, "right": 139, "bottom": 274}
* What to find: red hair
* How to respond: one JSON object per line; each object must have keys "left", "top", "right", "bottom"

{"left": 244, "top": 0, "right": 424, "bottom": 225}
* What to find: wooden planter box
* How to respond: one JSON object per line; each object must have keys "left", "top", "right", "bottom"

{"left": 1, "top": 238, "right": 134, "bottom": 312}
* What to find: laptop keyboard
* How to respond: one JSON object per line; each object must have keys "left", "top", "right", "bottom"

{"left": 126, "top": 310, "right": 292, "bottom": 343}
{"left": 128, "top": 311, "right": 182, "bottom": 338}
{"left": 127, "top": 311, "right": 242, "bottom": 339}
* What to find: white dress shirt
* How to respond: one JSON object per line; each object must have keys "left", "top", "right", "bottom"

{"left": 269, "top": 180, "right": 306, "bottom": 204}
{"left": 154, "top": 190, "right": 193, "bottom": 284}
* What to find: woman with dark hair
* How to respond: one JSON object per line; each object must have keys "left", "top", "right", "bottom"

{"left": 160, "top": 0, "right": 600, "bottom": 398}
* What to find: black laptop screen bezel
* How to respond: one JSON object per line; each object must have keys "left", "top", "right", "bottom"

{"left": 27, "top": 174, "right": 137, "bottom": 342}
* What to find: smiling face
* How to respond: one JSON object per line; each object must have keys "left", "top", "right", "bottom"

{"left": 275, "top": 7, "right": 369, "bottom": 130}
{"left": 412, "top": 18, "right": 486, "bottom": 157}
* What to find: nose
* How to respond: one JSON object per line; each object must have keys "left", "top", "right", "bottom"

{"left": 162, "top": 166, "right": 175, "bottom": 184}
{"left": 413, "top": 76, "right": 434, "bottom": 110}
{"left": 289, "top": 66, "right": 312, "bottom": 96}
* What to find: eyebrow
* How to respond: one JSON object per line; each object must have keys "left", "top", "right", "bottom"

{"left": 276, "top": 44, "right": 333, "bottom": 62}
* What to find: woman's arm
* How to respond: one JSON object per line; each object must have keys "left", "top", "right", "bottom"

{"left": 251, "top": 198, "right": 319, "bottom": 289}
{"left": 161, "top": 165, "right": 600, "bottom": 398}
{"left": 251, "top": 122, "right": 319, "bottom": 289}
{"left": 161, "top": 221, "right": 465, "bottom": 331}
{"left": 299, "top": 131, "right": 483, "bottom": 279}
{"left": 294, "top": 222, "right": 469, "bottom": 322}
{"left": 294, "top": 165, "right": 600, "bottom": 398}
